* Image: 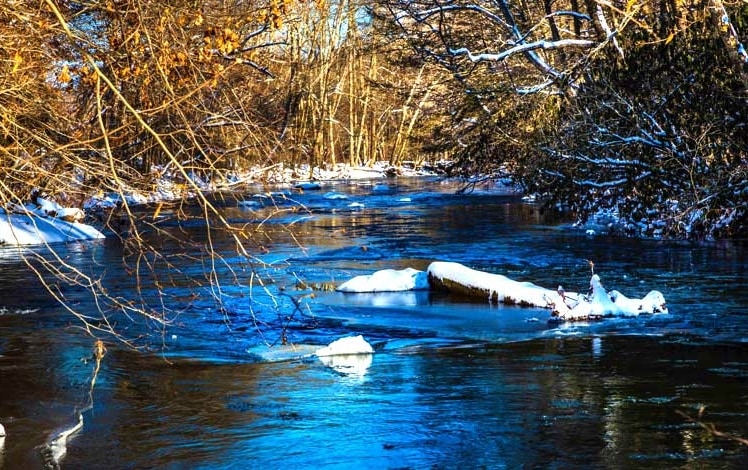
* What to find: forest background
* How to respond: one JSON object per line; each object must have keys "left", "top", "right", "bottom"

{"left": 2, "top": 0, "right": 746, "bottom": 240}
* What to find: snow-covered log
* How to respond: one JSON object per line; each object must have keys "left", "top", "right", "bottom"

{"left": 425, "top": 261, "right": 667, "bottom": 321}
{"left": 427, "top": 261, "right": 572, "bottom": 309}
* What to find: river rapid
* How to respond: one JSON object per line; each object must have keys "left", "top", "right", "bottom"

{"left": 1, "top": 177, "right": 747, "bottom": 469}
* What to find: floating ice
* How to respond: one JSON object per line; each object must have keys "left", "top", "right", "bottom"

{"left": 323, "top": 191, "right": 348, "bottom": 200}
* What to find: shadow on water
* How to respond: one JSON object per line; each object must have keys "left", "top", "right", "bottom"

{"left": 1, "top": 177, "right": 748, "bottom": 468}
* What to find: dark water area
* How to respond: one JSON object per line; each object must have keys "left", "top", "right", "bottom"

{"left": 1, "top": 177, "right": 747, "bottom": 469}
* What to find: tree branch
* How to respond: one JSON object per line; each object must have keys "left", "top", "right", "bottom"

{"left": 449, "top": 38, "right": 596, "bottom": 63}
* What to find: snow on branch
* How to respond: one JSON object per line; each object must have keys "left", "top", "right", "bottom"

{"left": 515, "top": 79, "right": 558, "bottom": 95}
{"left": 595, "top": 5, "right": 624, "bottom": 59}
{"left": 546, "top": 10, "right": 592, "bottom": 22}
{"left": 549, "top": 149, "right": 648, "bottom": 168}
{"left": 449, "top": 39, "right": 596, "bottom": 63}
{"left": 573, "top": 171, "right": 652, "bottom": 189}
{"left": 590, "top": 133, "right": 665, "bottom": 149}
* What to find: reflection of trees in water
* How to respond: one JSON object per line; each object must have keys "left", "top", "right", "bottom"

{"left": 411, "top": 336, "right": 748, "bottom": 467}
{"left": 73, "top": 349, "right": 272, "bottom": 468}
{"left": 0, "top": 325, "right": 95, "bottom": 468}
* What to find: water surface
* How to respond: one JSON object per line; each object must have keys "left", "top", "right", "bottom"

{"left": 1, "top": 177, "right": 747, "bottom": 468}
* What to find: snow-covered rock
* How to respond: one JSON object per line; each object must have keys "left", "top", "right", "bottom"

{"left": 247, "top": 335, "right": 374, "bottom": 364}
{"left": 315, "top": 335, "right": 374, "bottom": 357}
{"left": 294, "top": 181, "right": 322, "bottom": 190}
{"left": 551, "top": 275, "right": 668, "bottom": 320}
{"left": 337, "top": 267, "right": 429, "bottom": 293}
{"left": 553, "top": 274, "right": 621, "bottom": 320}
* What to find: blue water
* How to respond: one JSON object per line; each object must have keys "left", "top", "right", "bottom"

{"left": 1, "top": 177, "right": 747, "bottom": 468}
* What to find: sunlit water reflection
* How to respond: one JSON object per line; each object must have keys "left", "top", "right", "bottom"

{"left": 1, "top": 177, "right": 747, "bottom": 468}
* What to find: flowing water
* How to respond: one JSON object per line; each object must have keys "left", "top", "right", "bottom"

{"left": 1, "top": 177, "right": 747, "bottom": 469}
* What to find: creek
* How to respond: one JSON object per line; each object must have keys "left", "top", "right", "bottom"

{"left": 1, "top": 177, "right": 747, "bottom": 469}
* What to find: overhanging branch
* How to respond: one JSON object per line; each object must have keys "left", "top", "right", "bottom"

{"left": 449, "top": 38, "right": 596, "bottom": 63}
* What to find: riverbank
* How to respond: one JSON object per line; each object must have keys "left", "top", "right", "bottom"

{"left": 2, "top": 160, "right": 508, "bottom": 246}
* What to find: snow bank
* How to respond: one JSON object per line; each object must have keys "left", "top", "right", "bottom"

{"left": 256, "top": 161, "right": 443, "bottom": 184}
{"left": 336, "top": 267, "right": 429, "bottom": 292}
{"left": 0, "top": 192, "right": 105, "bottom": 246}
{"left": 0, "top": 210, "right": 104, "bottom": 246}
{"left": 84, "top": 191, "right": 149, "bottom": 210}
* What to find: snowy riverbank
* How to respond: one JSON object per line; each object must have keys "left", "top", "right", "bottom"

{"left": 1, "top": 162, "right": 452, "bottom": 246}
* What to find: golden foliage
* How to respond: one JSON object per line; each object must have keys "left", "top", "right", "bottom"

{"left": 11, "top": 51, "right": 23, "bottom": 74}
{"left": 58, "top": 64, "right": 71, "bottom": 84}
